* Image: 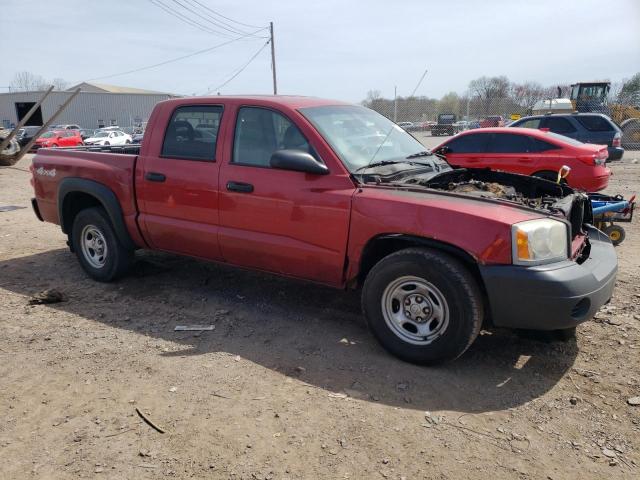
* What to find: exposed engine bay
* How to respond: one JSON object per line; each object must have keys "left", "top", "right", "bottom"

{"left": 402, "top": 168, "right": 593, "bottom": 238}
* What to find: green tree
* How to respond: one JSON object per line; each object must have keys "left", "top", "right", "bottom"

{"left": 618, "top": 73, "right": 640, "bottom": 106}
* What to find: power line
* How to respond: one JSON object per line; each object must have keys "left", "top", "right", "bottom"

{"left": 148, "top": 0, "right": 236, "bottom": 38}
{"left": 83, "top": 29, "right": 266, "bottom": 82}
{"left": 170, "top": 0, "right": 258, "bottom": 37}
{"left": 201, "top": 40, "right": 270, "bottom": 95}
{"left": 149, "top": 0, "right": 267, "bottom": 39}
{"left": 187, "top": 0, "right": 262, "bottom": 29}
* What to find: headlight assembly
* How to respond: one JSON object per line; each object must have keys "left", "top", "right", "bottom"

{"left": 512, "top": 218, "right": 568, "bottom": 265}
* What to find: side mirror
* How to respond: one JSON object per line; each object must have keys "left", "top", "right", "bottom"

{"left": 436, "top": 146, "right": 452, "bottom": 155}
{"left": 270, "top": 150, "right": 329, "bottom": 175}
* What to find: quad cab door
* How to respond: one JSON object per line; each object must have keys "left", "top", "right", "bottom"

{"left": 136, "top": 103, "right": 225, "bottom": 260}
{"left": 217, "top": 105, "right": 356, "bottom": 286}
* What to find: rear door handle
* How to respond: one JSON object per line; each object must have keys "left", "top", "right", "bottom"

{"left": 145, "top": 172, "right": 166, "bottom": 182}
{"left": 226, "top": 181, "right": 254, "bottom": 193}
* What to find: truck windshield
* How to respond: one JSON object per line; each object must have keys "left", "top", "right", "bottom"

{"left": 299, "top": 105, "right": 429, "bottom": 172}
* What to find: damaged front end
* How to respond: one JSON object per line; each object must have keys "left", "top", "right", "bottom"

{"left": 403, "top": 168, "right": 594, "bottom": 261}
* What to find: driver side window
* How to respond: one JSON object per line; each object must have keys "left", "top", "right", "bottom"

{"left": 232, "top": 107, "right": 310, "bottom": 167}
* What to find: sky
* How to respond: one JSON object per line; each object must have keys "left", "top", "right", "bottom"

{"left": 2, "top": 0, "right": 639, "bottom": 102}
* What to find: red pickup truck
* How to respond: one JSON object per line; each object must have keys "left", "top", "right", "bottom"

{"left": 30, "top": 96, "right": 617, "bottom": 364}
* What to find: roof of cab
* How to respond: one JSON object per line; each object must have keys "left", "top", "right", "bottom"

{"left": 159, "top": 95, "right": 351, "bottom": 110}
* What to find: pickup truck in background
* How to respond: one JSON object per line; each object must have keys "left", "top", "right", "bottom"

{"left": 30, "top": 96, "right": 618, "bottom": 364}
{"left": 430, "top": 113, "right": 458, "bottom": 136}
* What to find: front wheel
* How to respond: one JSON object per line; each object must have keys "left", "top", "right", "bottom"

{"left": 71, "top": 207, "right": 133, "bottom": 282}
{"left": 362, "top": 248, "right": 483, "bottom": 364}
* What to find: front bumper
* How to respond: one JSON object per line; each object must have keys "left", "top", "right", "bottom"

{"left": 479, "top": 226, "right": 617, "bottom": 330}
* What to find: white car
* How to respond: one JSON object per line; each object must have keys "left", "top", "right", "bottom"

{"left": 84, "top": 130, "right": 132, "bottom": 146}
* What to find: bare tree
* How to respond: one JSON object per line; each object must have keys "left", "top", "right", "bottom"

{"left": 469, "top": 76, "right": 510, "bottom": 100}
{"left": 51, "top": 78, "right": 69, "bottom": 91}
{"left": 9, "top": 71, "right": 69, "bottom": 92}
{"left": 469, "top": 76, "right": 510, "bottom": 112}
{"left": 509, "top": 81, "right": 546, "bottom": 111}
{"left": 365, "top": 89, "right": 382, "bottom": 104}
{"left": 10, "top": 71, "right": 49, "bottom": 91}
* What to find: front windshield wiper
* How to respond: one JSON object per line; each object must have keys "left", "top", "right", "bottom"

{"left": 406, "top": 150, "right": 431, "bottom": 159}
{"left": 354, "top": 160, "right": 405, "bottom": 172}
{"left": 354, "top": 159, "right": 434, "bottom": 173}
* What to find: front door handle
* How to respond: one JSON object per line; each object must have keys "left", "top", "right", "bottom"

{"left": 226, "top": 181, "right": 254, "bottom": 193}
{"left": 145, "top": 172, "right": 166, "bottom": 182}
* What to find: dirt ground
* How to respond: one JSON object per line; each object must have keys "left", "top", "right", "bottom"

{"left": 1, "top": 149, "right": 639, "bottom": 480}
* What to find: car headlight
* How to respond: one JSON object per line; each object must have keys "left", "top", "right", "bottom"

{"left": 512, "top": 218, "right": 568, "bottom": 265}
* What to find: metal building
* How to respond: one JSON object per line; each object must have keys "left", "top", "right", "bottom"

{"left": 0, "top": 82, "right": 180, "bottom": 130}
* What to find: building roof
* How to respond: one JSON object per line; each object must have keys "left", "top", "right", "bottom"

{"left": 67, "top": 82, "right": 172, "bottom": 95}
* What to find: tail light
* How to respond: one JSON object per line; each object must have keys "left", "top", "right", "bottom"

{"left": 612, "top": 132, "right": 621, "bottom": 147}
{"left": 580, "top": 148, "right": 608, "bottom": 166}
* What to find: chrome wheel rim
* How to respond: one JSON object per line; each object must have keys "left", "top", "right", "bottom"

{"left": 381, "top": 275, "right": 449, "bottom": 345}
{"left": 80, "top": 224, "right": 108, "bottom": 269}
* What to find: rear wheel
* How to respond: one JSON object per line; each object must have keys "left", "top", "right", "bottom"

{"left": 362, "top": 248, "right": 483, "bottom": 364}
{"left": 71, "top": 207, "right": 133, "bottom": 281}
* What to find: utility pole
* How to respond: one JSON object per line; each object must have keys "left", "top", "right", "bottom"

{"left": 269, "top": 22, "right": 277, "bottom": 95}
{"left": 393, "top": 85, "right": 398, "bottom": 123}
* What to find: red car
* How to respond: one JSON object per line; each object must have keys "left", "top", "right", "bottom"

{"left": 479, "top": 115, "right": 505, "bottom": 128}
{"left": 434, "top": 127, "right": 611, "bottom": 191}
{"left": 32, "top": 129, "right": 83, "bottom": 150}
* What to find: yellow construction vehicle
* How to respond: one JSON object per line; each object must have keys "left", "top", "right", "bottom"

{"left": 569, "top": 81, "right": 640, "bottom": 149}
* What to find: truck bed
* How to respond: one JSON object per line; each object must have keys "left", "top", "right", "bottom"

{"left": 31, "top": 147, "right": 142, "bottom": 246}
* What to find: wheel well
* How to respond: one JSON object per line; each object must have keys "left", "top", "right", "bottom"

{"left": 356, "top": 234, "right": 492, "bottom": 326}
{"left": 61, "top": 192, "right": 102, "bottom": 236}
{"left": 357, "top": 235, "right": 480, "bottom": 285}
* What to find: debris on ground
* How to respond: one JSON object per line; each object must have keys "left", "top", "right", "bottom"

{"left": 28, "top": 289, "right": 67, "bottom": 305}
{"left": 174, "top": 325, "right": 215, "bottom": 331}
{"left": 135, "top": 408, "right": 165, "bottom": 434}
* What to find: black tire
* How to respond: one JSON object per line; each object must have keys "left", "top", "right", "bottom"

{"left": 603, "top": 224, "right": 625, "bottom": 246}
{"left": 362, "top": 247, "right": 483, "bottom": 365}
{"left": 71, "top": 207, "right": 133, "bottom": 282}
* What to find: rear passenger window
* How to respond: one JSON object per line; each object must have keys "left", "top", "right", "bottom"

{"left": 544, "top": 117, "right": 577, "bottom": 134}
{"left": 514, "top": 118, "right": 541, "bottom": 129}
{"left": 529, "top": 138, "right": 560, "bottom": 152}
{"left": 233, "top": 107, "right": 310, "bottom": 167}
{"left": 162, "top": 105, "right": 222, "bottom": 161}
{"left": 445, "top": 133, "right": 490, "bottom": 153}
{"left": 575, "top": 115, "right": 614, "bottom": 132}
{"left": 488, "top": 133, "right": 532, "bottom": 153}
